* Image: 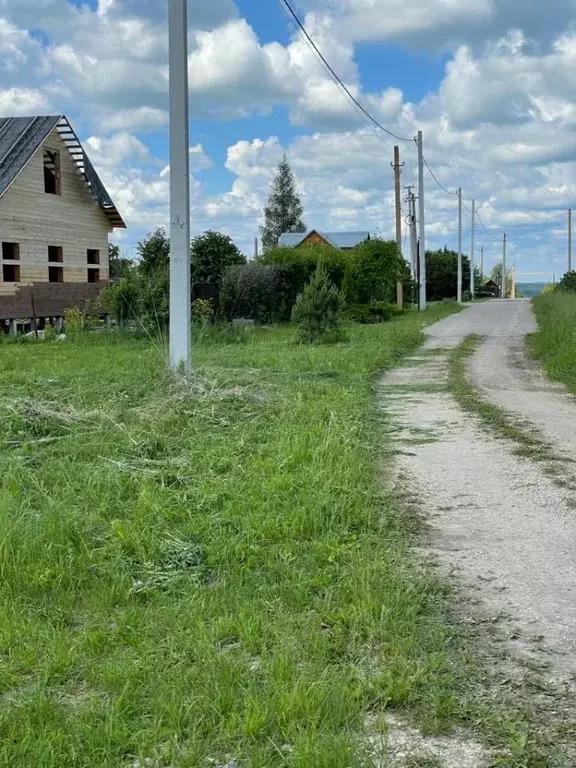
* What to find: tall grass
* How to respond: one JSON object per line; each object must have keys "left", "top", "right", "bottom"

{"left": 0, "top": 309, "right": 464, "bottom": 767}
{"left": 529, "top": 291, "right": 576, "bottom": 393}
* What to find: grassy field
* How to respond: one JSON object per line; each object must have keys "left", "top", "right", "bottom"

{"left": 530, "top": 291, "right": 576, "bottom": 393}
{"left": 0, "top": 307, "right": 470, "bottom": 768}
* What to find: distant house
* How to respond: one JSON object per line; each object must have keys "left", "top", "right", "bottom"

{"left": 278, "top": 230, "right": 370, "bottom": 250}
{"left": 0, "top": 114, "right": 125, "bottom": 331}
{"left": 484, "top": 279, "right": 500, "bottom": 298}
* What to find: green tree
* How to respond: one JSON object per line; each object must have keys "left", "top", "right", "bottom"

{"left": 108, "top": 243, "right": 134, "bottom": 282}
{"left": 425, "top": 248, "right": 476, "bottom": 301}
{"left": 490, "top": 263, "right": 514, "bottom": 297}
{"left": 190, "top": 230, "right": 245, "bottom": 285}
{"left": 292, "top": 266, "right": 346, "bottom": 343}
{"left": 138, "top": 228, "right": 170, "bottom": 276}
{"left": 559, "top": 270, "right": 576, "bottom": 291}
{"left": 261, "top": 155, "right": 306, "bottom": 251}
{"left": 345, "top": 238, "right": 411, "bottom": 305}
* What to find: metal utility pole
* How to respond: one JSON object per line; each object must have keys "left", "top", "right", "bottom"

{"left": 480, "top": 246, "right": 484, "bottom": 276}
{"left": 168, "top": 0, "right": 191, "bottom": 374}
{"left": 457, "top": 187, "right": 463, "bottom": 303}
{"left": 470, "top": 199, "right": 475, "bottom": 298}
{"left": 392, "top": 146, "right": 405, "bottom": 309}
{"left": 416, "top": 131, "right": 426, "bottom": 310}
{"left": 405, "top": 187, "right": 418, "bottom": 279}
{"left": 502, "top": 233, "right": 507, "bottom": 299}
{"left": 392, "top": 146, "right": 404, "bottom": 256}
{"left": 569, "top": 208, "right": 572, "bottom": 272}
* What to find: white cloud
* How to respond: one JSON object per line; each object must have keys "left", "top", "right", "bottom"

{"left": 0, "top": 0, "right": 574, "bottom": 269}
{"left": 0, "top": 87, "right": 50, "bottom": 114}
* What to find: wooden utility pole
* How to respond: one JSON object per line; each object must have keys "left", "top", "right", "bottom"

{"left": 392, "top": 146, "right": 405, "bottom": 309}
{"left": 569, "top": 208, "right": 572, "bottom": 272}
{"left": 470, "top": 199, "right": 475, "bottom": 298}
{"left": 457, "top": 187, "right": 463, "bottom": 303}
{"left": 30, "top": 289, "right": 38, "bottom": 338}
{"left": 416, "top": 131, "right": 426, "bottom": 310}
{"left": 502, "top": 233, "right": 507, "bottom": 299}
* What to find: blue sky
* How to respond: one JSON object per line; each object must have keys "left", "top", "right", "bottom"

{"left": 1, "top": 0, "right": 575, "bottom": 279}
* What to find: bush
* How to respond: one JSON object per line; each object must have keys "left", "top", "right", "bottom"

{"left": 64, "top": 306, "right": 84, "bottom": 336}
{"left": 44, "top": 322, "right": 56, "bottom": 341}
{"left": 344, "top": 238, "right": 411, "bottom": 305}
{"left": 259, "top": 243, "right": 346, "bottom": 319}
{"left": 349, "top": 301, "right": 403, "bottom": 324}
{"left": 100, "top": 275, "right": 141, "bottom": 327}
{"left": 221, "top": 263, "right": 283, "bottom": 324}
{"left": 192, "top": 298, "right": 214, "bottom": 326}
{"left": 292, "top": 266, "right": 346, "bottom": 343}
{"left": 558, "top": 271, "right": 576, "bottom": 291}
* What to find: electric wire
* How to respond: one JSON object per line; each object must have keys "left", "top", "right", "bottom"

{"left": 277, "top": 0, "right": 413, "bottom": 144}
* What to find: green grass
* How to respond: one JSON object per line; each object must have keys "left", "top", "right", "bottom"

{"left": 529, "top": 291, "right": 576, "bottom": 394}
{"left": 448, "top": 335, "right": 555, "bottom": 463}
{"left": 0, "top": 306, "right": 472, "bottom": 768}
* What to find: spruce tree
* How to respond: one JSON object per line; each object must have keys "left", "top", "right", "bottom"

{"left": 261, "top": 155, "right": 306, "bottom": 251}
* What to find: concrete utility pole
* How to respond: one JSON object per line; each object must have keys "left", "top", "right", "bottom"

{"left": 511, "top": 262, "right": 516, "bottom": 299}
{"left": 502, "top": 233, "right": 507, "bottom": 299}
{"left": 254, "top": 237, "right": 259, "bottom": 261}
{"left": 480, "top": 246, "right": 484, "bottom": 276}
{"left": 416, "top": 131, "right": 426, "bottom": 310}
{"left": 392, "top": 146, "right": 405, "bottom": 309}
{"left": 168, "top": 0, "right": 191, "bottom": 374}
{"left": 405, "top": 187, "right": 418, "bottom": 280}
{"left": 470, "top": 199, "right": 475, "bottom": 298}
{"left": 457, "top": 187, "right": 463, "bottom": 303}
{"left": 569, "top": 208, "right": 572, "bottom": 273}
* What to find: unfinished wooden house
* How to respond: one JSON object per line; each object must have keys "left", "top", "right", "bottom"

{"left": 0, "top": 115, "right": 125, "bottom": 332}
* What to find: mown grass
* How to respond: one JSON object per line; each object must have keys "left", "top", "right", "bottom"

{"left": 0, "top": 307, "right": 469, "bottom": 768}
{"left": 529, "top": 291, "right": 576, "bottom": 394}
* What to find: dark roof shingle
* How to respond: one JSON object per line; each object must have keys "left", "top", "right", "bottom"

{"left": 0, "top": 115, "right": 125, "bottom": 228}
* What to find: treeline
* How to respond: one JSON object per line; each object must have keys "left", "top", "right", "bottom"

{"left": 102, "top": 229, "right": 413, "bottom": 333}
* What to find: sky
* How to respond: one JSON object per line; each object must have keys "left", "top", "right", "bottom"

{"left": 1, "top": 0, "right": 575, "bottom": 279}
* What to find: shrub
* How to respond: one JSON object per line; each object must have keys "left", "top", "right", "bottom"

{"left": 64, "top": 306, "right": 84, "bottom": 335}
{"left": 292, "top": 266, "right": 346, "bottom": 343}
{"left": 221, "top": 263, "right": 283, "bottom": 324}
{"left": 349, "top": 301, "right": 403, "bottom": 324}
{"left": 260, "top": 243, "right": 347, "bottom": 319}
{"left": 139, "top": 269, "right": 170, "bottom": 335}
{"left": 558, "top": 271, "right": 576, "bottom": 291}
{"left": 100, "top": 275, "right": 141, "bottom": 327}
{"left": 44, "top": 322, "right": 56, "bottom": 341}
{"left": 192, "top": 298, "right": 214, "bottom": 325}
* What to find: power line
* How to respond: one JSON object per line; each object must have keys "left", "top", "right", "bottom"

{"left": 277, "top": 0, "right": 413, "bottom": 144}
{"left": 421, "top": 154, "right": 458, "bottom": 196}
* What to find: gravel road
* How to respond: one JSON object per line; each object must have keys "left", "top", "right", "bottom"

{"left": 380, "top": 299, "right": 576, "bottom": 683}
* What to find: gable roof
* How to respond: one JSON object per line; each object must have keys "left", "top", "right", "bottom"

{"left": 278, "top": 230, "right": 370, "bottom": 249}
{"left": 0, "top": 115, "right": 126, "bottom": 228}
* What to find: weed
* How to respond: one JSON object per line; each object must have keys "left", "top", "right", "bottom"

{"left": 0, "top": 305, "right": 465, "bottom": 766}
{"left": 529, "top": 292, "right": 576, "bottom": 394}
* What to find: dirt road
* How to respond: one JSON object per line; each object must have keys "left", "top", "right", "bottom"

{"left": 380, "top": 299, "right": 576, "bottom": 681}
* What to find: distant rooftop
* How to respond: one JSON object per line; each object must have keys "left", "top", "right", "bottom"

{"left": 278, "top": 230, "right": 370, "bottom": 249}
